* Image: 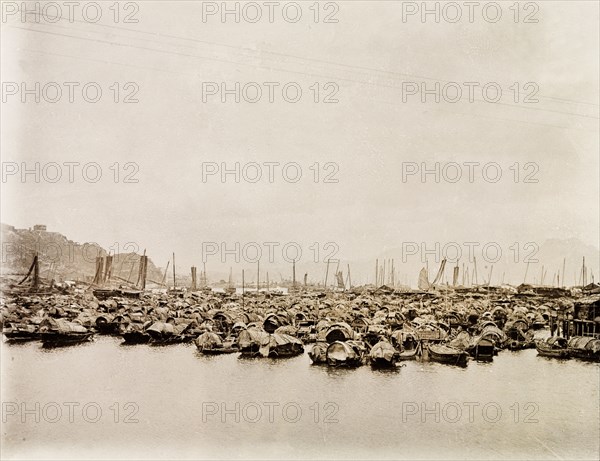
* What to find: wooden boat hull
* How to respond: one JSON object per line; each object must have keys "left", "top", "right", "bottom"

{"left": 3, "top": 331, "right": 41, "bottom": 342}
{"left": 239, "top": 344, "right": 261, "bottom": 355}
{"left": 326, "top": 341, "right": 365, "bottom": 367}
{"left": 198, "top": 346, "right": 239, "bottom": 355}
{"left": 151, "top": 335, "right": 194, "bottom": 345}
{"left": 428, "top": 344, "right": 469, "bottom": 367}
{"left": 469, "top": 338, "right": 495, "bottom": 361}
{"left": 535, "top": 341, "right": 569, "bottom": 359}
{"left": 537, "top": 348, "right": 569, "bottom": 358}
{"left": 370, "top": 357, "right": 397, "bottom": 368}
{"left": 569, "top": 349, "right": 600, "bottom": 362}
{"left": 369, "top": 341, "right": 399, "bottom": 367}
{"left": 196, "top": 335, "right": 239, "bottom": 354}
{"left": 41, "top": 332, "right": 94, "bottom": 347}
{"left": 122, "top": 331, "right": 151, "bottom": 344}
{"left": 568, "top": 348, "right": 600, "bottom": 362}
{"left": 506, "top": 339, "right": 534, "bottom": 351}
{"left": 567, "top": 336, "right": 600, "bottom": 362}
{"left": 268, "top": 343, "right": 304, "bottom": 358}
{"left": 96, "top": 322, "right": 121, "bottom": 335}
{"left": 308, "top": 342, "right": 328, "bottom": 364}
{"left": 397, "top": 348, "right": 419, "bottom": 360}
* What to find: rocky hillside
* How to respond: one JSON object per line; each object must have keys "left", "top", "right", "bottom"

{"left": 0, "top": 223, "right": 164, "bottom": 284}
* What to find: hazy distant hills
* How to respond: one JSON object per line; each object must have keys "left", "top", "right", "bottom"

{"left": 0, "top": 223, "right": 164, "bottom": 284}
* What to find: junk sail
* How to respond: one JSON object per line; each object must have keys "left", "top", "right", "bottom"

{"left": 453, "top": 266, "right": 459, "bottom": 286}
{"left": 336, "top": 271, "right": 345, "bottom": 289}
{"left": 431, "top": 258, "right": 447, "bottom": 286}
{"left": 418, "top": 268, "right": 430, "bottom": 291}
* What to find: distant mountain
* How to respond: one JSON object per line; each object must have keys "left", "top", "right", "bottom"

{"left": 0, "top": 223, "right": 164, "bottom": 283}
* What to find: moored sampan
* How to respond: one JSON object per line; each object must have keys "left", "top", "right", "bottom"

{"left": 535, "top": 336, "right": 569, "bottom": 359}
{"left": 326, "top": 340, "right": 367, "bottom": 367}
{"left": 195, "top": 331, "right": 238, "bottom": 354}
{"left": 2, "top": 322, "right": 41, "bottom": 341}
{"left": 40, "top": 318, "right": 94, "bottom": 347}
{"left": 308, "top": 341, "right": 328, "bottom": 364}
{"left": 263, "top": 333, "right": 304, "bottom": 358}
{"left": 369, "top": 339, "right": 399, "bottom": 368}
{"left": 567, "top": 336, "right": 600, "bottom": 362}
{"left": 427, "top": 343, "right": 469, "bottom": 367}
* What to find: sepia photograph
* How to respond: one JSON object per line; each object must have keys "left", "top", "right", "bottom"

{"left": 1, "top": 1, "right": 599, "bottom": 460}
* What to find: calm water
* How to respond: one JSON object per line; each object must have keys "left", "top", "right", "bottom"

{"left": 1, "top": 337, "right": 598, "bottom": 460}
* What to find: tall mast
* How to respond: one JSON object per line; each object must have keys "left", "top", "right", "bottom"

{"left": 523, "top": 261, "right": 530, "bottom": 284}
{"left": 161, "top": 260, "right": 170, "bottom": 287}
{"left": 347, "top": 264, "right": 352, "bottom": 289}
{"left": 172, "top": 252, "right": 176, "bottom": 288}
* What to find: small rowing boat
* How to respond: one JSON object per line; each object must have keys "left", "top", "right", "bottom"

{"left": 428, "top": 343, "right": 469, "bottom": 367}
{"left": 535, "top": 337, "right": 569, "bottom": 359}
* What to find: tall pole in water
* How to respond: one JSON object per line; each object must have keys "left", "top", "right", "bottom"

{"left": 172, "top": 252, "right": 176, "bottom": 289}
{"left": 161, "top": 261, "right": 170, "bottom": 287}
{"left": 140, "top": 255, "right": 147, "bottom": 291}
{"left": 127, "top": 260, "right": 136, "bottom": 283}
{"left": 562, "top": 258, "right": 566, "bottom": 288}
{"left": 524, "top": 261, "right": 530, "bottom": 284}
{"left": 242, "top": 270, "right": 245, "bottom": 307}
{"left": 347, "top": 264, "right": 352, "bottom": 288}
{"left": 257, "top": 260, "right": 260, "bottom": 292}
{"left": 191, "top": 266, "right": 197, "bottom": 291}
{"left": 292, "top": 259, "right": 296, "bottom": 290}
{"left": 32, "top": 253, "right": 39, "bottom": 290}
{"left": 324, "top": 259, "right": 330, "bottom": 289}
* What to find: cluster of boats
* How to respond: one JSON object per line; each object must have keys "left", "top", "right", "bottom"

{"left": 2, "top": 286, "right": 599, "bottom": 366}
{"left": 535, "top": 335, "right": 600, "bottom": 361}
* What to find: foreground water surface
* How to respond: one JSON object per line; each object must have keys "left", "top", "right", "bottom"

{"left": 1, "top": 337, "right": 598, "bottom": 460}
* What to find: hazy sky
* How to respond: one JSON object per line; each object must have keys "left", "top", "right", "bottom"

{"left": 1, "top": 1, "right": 599, "bottom": 283}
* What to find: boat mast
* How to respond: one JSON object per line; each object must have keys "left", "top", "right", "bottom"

{"left": 172, "top": 252, "right": 176, "bottom": 289}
